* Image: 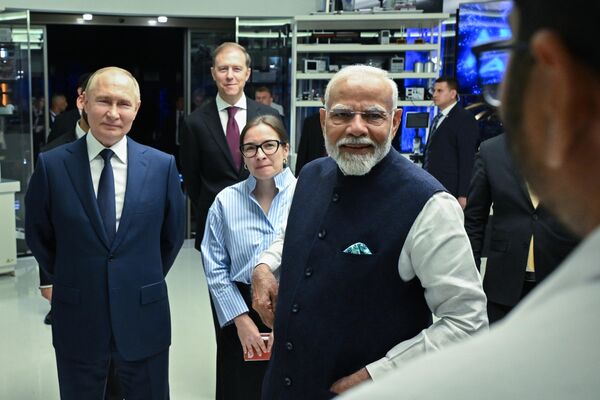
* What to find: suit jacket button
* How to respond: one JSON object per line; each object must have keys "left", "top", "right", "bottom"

{"left": 291, "top": 304, "right": 300, "bottom": 313}
{"left": 285, "top": 341, "right": 294, "bottom": 351}
{"left": 317, "top": 229, "right": 326, "bottom": 239}
{"left": 332, "top": 193, "right": 340, "bottom": 202}
{"left": 532, "top": 213, "right": 539, "bottom": 221}
{"left": 108, "top": 254, "right": 115, "bottom": 261}
{"left": 304, "top": 267, "right": 313, "bottom": 277}
{"left": 284, "top": 377, "right": 292, "bottom": 386}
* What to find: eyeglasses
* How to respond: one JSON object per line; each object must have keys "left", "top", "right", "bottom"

{"left": 240, "top": 139, "right": 284, "bottom": 158}
{"left": 472, "top": 40, "right": 529, "bottom": 108}
{"left": 326, "top": 108, "right": 390, "bottom": 126}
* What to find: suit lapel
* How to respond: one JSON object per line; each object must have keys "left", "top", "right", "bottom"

{"left": 63, "top": 137, "right": 110, "bottom": 249}
{"left": 111, "top": 137, "right": 149, "bottom": 252}
{"left": 203, "top": 102, "right": 238, "bottom": 171}
{"left": 500, "top": 136, "right": 534, "bottom": 209}
{"left": 246, "top": 98, "right": 259, "bottom": 119}
{"left": 426, "top": 106, "right": 452, "bottom": 148}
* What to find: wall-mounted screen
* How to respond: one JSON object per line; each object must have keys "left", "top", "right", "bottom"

{"left": 455, "top": 0, "right": 513, "bottom": 95}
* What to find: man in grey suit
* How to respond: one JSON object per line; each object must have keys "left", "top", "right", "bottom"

{"left": 179, "top": 42, "right": 279, "bottom": 250}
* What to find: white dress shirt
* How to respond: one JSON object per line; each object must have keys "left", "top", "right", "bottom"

{"left": 86, "top": 132, "right": 128, "bottom": 230}
{"left": 75, "top": 120, "right": 86, "bottom": 140}
{"left": 257, "top": 191, "right": 488, "bottom": 379}
{"left": 432, "top": 100, "right": 458, "bottom": 131}
{"left": 215, "top": 94, "right": 248, "bottom": 136}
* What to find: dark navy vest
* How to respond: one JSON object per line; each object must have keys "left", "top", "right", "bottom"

{"left": 262, "top": 149, "right": 445, "bottom": 399}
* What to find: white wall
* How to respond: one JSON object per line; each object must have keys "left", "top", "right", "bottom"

{"left": 1, "top": 0, "right": 498, "bottom": 18}
{"left": 0, "top": 0, "right": 321, "bottom": 18}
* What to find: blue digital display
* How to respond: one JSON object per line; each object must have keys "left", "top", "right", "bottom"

{"left": 456, "top": 1, "right": 513, "bottom": 95}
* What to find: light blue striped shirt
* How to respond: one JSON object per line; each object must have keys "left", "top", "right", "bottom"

{"left": 201, "top": 168, "right": 296, "bottom": 327}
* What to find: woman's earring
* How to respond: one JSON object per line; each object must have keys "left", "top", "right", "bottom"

{"left": 283, "top": 159, "right": 288, "bottom": 168}
{"left": 243, "top": 163, "right": 248, "bottom": 170}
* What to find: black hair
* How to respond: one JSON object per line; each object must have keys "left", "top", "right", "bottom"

{"left": 514, "top": 0, "right": 599, "bottom": 73}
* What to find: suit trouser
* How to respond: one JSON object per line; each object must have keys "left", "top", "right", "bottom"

{"left": 55, "top": 347, "right": 169, "bottom": 400}
{"left": 487, "top": 280, "right": 537, "bottom": 324}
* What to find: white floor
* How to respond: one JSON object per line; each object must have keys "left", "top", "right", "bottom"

{"left": 0, "top": 240, "right": 216, "bottom": 400}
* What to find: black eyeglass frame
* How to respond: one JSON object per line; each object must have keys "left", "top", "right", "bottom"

{"left": 239, "top": 139, "right": 286, "bottom": 158}
{"left": 471, "top": 40, "right": 530, "bottom": 108}
{"left": 325, "top": 108, "right": 392, "bottom": 126}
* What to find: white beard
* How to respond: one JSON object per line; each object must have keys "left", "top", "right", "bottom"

{"left": 324, "top": 128, "right": 393, "bottom": 176}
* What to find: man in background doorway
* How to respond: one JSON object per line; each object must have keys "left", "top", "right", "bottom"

{"left": 254, "top": 86, "right": 285, "bottom": 117}
{"left": 49, "top": 93, "right": 67, "bottom": 134}
{"left": 47, "top": 73, "right": 90, "bottom": 143}
{"left": 423, "top": 77, "right": 479, "bottom": 209}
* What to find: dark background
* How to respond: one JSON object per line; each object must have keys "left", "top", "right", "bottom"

{"left": 47, "top": 25, "right": 185, "bottom": 154}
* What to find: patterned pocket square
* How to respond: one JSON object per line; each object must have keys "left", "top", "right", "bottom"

{"left": 343, "top": 242, "right": 373, "bottom": 255}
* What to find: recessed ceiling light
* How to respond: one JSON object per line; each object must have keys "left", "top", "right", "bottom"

{"left": 83, "top": 13, "right": 93, "bottom": 21}
{"left": 148, "top": 19, "right": 157, "bottom": 26}
{"left": 157, "top": 16, "right": 168, "bottom": 23}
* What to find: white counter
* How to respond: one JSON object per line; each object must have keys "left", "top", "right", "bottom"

{"left": 0, "top": 179, "right": 21, "bottom": 275}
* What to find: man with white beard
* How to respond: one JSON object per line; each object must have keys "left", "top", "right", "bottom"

{"left": 252, "top": 65, "right": 488, "bottom": 399}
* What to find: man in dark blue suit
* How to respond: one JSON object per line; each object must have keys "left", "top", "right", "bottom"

{"left": 464, "top": 134, "right": 578, "bottom": 323}
{"left": 25, "top": 66, "right": 185, "bottom": 399}
{"left": 423, "top": 77, "right": 479, "bottom": 209}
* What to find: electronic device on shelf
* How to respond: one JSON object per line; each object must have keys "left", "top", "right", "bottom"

{"left": 389, "top": 56, "right": 405, "bottom": 73}
{"left": 379, "top": 30, "right": 391, "bottom": 44}
{"left": 405, "top": 87, "right": 425, "bottom": 101}
{"left": 304, "top": 59, "right": 327, "bottom": 73}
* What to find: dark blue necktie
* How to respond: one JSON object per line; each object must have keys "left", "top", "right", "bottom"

{"left": 423, "top": 112, "right": 444, "bottom": 169}
{"left": 97, "top": 149, "right": 116, "bottom": 244}
{"left": 429, "top": 112, "right": 443, "bottom": 137}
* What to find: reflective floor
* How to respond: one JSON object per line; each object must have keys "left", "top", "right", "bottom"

{"left": 0, "top": 240, "right": 216, "bottom": 400}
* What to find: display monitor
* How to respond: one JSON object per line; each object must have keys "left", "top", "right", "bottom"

{"left": 455, "top": 0, "right": 513, "bottom": 95}
{"left": 405, "top": 112, "right": 430, "bottom": 128}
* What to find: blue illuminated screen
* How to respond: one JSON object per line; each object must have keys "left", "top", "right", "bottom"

{"left": 456, "top": 1, "right": 513, "bottom": 94}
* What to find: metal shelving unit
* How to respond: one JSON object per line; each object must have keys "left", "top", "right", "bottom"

{"left": 290, "top": 12, "right": 450, "bottom": 155}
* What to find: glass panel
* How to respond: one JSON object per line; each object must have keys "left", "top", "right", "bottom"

{"left": 237, "top": 18, "right": 292, "bottom": 133}
{"left": 188, "top": 28, "right": 235, "bottom": 112}
{"left": 0, "top": 11, "right": 34, "bottom": 255}
{"left": 185, "top": 26, "right": 235, "bottom": 239}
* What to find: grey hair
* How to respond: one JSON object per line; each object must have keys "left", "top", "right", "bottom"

{"left": 323, "top": 65, "right": 398, "bottom": 110}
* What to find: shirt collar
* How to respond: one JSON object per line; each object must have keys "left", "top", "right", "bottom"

{"left": 216, "top": 93, "right": 247, "bottom": 112}
{"left": 440, "top": 101, "right": 458, "bottom": 116}
{"left": 86, "top": 131, "right": 128, "bottom": 164}
{"left": 245, "top": 167, "right": 295, "bottom": 193}
{"left": 75, "top": 120, "right": 87, "bottom": 139}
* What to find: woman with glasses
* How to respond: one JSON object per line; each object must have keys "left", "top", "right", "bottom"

{"left": 200, "top": 115, "right": 295, "bottom": 400}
